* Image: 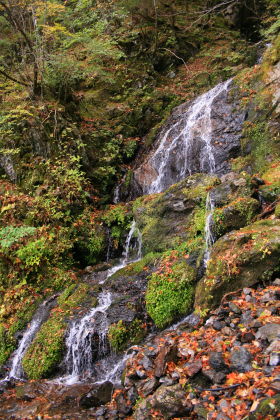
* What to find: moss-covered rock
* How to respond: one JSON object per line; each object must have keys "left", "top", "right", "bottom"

{"left": 108, "top": 318, "right": 147, "bottom": 352}
{"left": 246, "top": 394, "right": 280, "bottom": 419}
{"left": 195, "top": 219, "right": 280, "bottom": 311}
{"left": 212, "top": 197, "right": 260, "bottom": 237}
{"left": 146, "top": 254, "right": 196, "bottom": 328}
{"left": 22, "top": 283, "right": 97, "bottom": 379}
{"left": 259, "top": 162, "right": 280, "bottom": 203}
{"left": 133, "top": 174, "right": 219, "bottom": 255}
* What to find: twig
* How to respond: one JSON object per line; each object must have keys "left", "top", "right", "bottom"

{"left": 221, "top": 289, "right": 243, "bottom": 305}
{"left": 195, "top": 383, "right": 243, "bottom": 392}
{"left": 159, "top": 48, "right": 189, "bottom": 71}
{"left": 256, "top": 198, "right": 280, "bottom": 220}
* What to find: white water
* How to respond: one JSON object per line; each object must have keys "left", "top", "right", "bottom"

{"left": 1, "top": 299, "right": 53, "bottom": 382}
{"left": 57, "top": 220, "right": 142, "bottom": 385}
{"left": 61, "top": 291, "right": 112, "bottom": 385}
{"left": 203, "top": 191, "right": 216, "bottom": 266}
{"left": 146, "top": 79, "right": 232, "bottom": 194}
{"left": 106, "top": 220, "right": 142, "bottom": 278}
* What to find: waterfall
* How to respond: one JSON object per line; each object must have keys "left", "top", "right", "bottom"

{"left": 139, "top": 79, "right": 232, "bottom": 195}
{"left": 1, "top": 298, "right": 55, "bottom": 382}
{"left": 106, "top": 220, "right": 142, "bottom": 278}
{"left": 203, "top": 191, "right": 216, "bottom": 266}
{"left": 61, "top": 291, "right": 112, "bottom": 385}
{"left": 57, "top": 220, "right": 142, "bottom": 385}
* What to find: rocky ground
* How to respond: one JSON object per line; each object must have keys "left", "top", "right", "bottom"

{"left": 0, "top": 279, "right": 279, "bottom": 419}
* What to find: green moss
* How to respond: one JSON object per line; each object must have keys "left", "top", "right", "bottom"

{"left": 0, "top": 323, "right": 16, "bottom": 366}
{"left": 22, "top": 282, "right": 97, "bottom": 379}
{"left": 195, "top": 219, "right": 280, "bottom": 310}
{"left": 108, "top": 319, "right": 147, "bottom": 352}
{"left": 275, "top": 203, "right": 280, "bottom": 218}
{"left": 146, "top": 258, "right": 195, "bottom": 328}
{"left": 117, "top": 252, "right": 161, "bottom": 277}
{"left": 212, "top": 197, "right": 260, "bottom": 237}
{"left": 22, "top": 316, "right": 65, "bottom": 379}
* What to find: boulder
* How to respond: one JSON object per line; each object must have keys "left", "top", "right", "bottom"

{"left": 195, "top": 219, "right": 280, "bottom": 310}
{"left": 79, "top": 381, "right": 113, "bottom": 408}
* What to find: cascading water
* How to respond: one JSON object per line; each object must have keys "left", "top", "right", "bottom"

{"left": 106, "top": 220, "right": 142, "bottom": 278}
{"left": 203, "top": 191, "right": 216, "bottom": 266}
{"left": 1, "top": 298, "right": 55, "bottom": 382}
{"left": 136, "top": 79, "right": 234, "bottom": 195}
{"left": 58, "top": 220, "right": 142, "bottom": 385}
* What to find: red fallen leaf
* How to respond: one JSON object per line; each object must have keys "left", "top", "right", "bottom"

{"left": 266, "top": 389, "right": 276, "bottom": 397}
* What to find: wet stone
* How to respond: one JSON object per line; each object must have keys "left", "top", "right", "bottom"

{"left": 213, "top": 320, "right": 224, "bottom": 331}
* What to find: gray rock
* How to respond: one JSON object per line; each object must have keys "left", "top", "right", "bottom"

{"left": 256, "top": 323, "right": 280, "bottom": 342}
{"left": 230, "top": 347, "right": 252, "bottom": 372}
{"left": 209, "top": 352, "right": 228, "bottom": 372}
{"left": 139, "top": 378, "right": 159, "bottom": 397}
{"left": 79, "top": 381, "right": 113, "bottom": 408}
{"left": 229, "top": 302, "right": 241, "bottom": 314}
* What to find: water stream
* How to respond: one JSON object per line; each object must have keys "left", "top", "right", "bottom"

{"left": 57, "top": 219, "right": 142, "bottom": 385}
{"left": 203, "top": 191, "right": 216, "bottom": 267}
{"left": 1, "top": 298, "right": 55, "bottom": 382}
{"left": 142, "top": 79, "right": 232, "bottom": 194}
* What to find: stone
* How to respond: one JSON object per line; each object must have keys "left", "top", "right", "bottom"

{"left": 202, "top": 369, "right": 227, "bottom": 384}
{"left": 209, "top": 352, "right": 228, "bottom": 372}
{"left": 139, "top": 378, "right": 159, "bottom": 397}
{"left": 151, "top": 384, "right": 189, "bottom": 418}
{"left": 79, "top": 381, "right": 113, "bottom": 408}
{"left": 154, "top": 344, "right": 178, "bottom": 378}
{"left": 195, "top": 220, "right": 280, "bottom": 310}
{"left": 230, "top": 347, "right": 252, "bottom": 372}
{"left": 240, "top": 332, "right": 255, "bottom": 343}
{"left": 228, "top": 302, "right": 241, "bottom": 314}
{"left": 269, "top": 353, "right": 280, "bottom": 366}
{"left": 184, "top": 359, "right": 202, "bottom": 377}
{"left": 256, "top": 323, "right": 280, "bottom": 342}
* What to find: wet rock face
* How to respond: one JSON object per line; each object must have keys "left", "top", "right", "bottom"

{"left": 131, "top": 80, "right": 246, "bottom": 197}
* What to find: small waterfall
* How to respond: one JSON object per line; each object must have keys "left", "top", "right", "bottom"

{"left": 61, "top": 291, "right": 112, "bottom": 385}
{"left": 113, "top": 184, "right": 120, "bottom": 204}
{"left": 106, "top": 220, "right": 142, "bottom": 278}
{"left": 2, "top": 298, "right": 55, "bottom": 381}
{"left": 203, "top": 191, "right": 216, "bottom": 266}
{"left": 58, "top": 220, "right": 142, "bottom": 385}
{"left": 141, "top": 79, "right": 232, "bottom": 195}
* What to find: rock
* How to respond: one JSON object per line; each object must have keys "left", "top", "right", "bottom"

{"left": 141, "top": 355, "right": 153, "bottom": 370}
{"left": 230, "top": 347, "right": 252, "bottom": 372}
{"left": 256, "top": 323, "right": 280, "bottom": 342}
{"left": 269, "top": 352, "right": 280, "bottom": 366}
{"left": 139, "top": 378, "right": 159, "bottom": 397}
{"left": 247, "top": 394, "right": 280, "bottom": 419}
{"left": 79, "top": 381, "right": 113, "bottom": 408}
{"left": 228, "top": 302, "right": 242, "bottom": 314}
{"left": 195, "top": 220, "right": 280, "bottom": 310}
{"left": 213, "top": 320, "right": 224, "bottom": 331}
{"left": 202, "top": 368, "right": 227, "bottom": 384}
{"left": 131, "top": 81, "right": 246, "bottom": 197}
{"left": 184, "top": 359, "right": 202, "bottom": 377}
{"left": 154, "top": 344, "right": 178, "bottom": 378}
{"left": 209, "top": 352, "right": 228, "bottom": 372}
{"left": 240, "top": 332, "right": 255, "bottom": 343}
{"left": 151, "top": 384, "right": 189, "bottom": 418}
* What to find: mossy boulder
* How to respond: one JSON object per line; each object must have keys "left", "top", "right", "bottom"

{"left": 195, "top": 219, "right": 280, "bottom": 310}
{"left": 246, "top": 394, "right": 280, "bottom": 419}
{"left": 133, "top": 174, "right": 219, "bottom": 255}
{"left": 259, "top": 162, "right": 280, "bottom": 203}
{"left": 146, "top": 255, "right": 196, "bottom": 328}
{"left": 212, "top": 197, "right": 260, "bottom": 237}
